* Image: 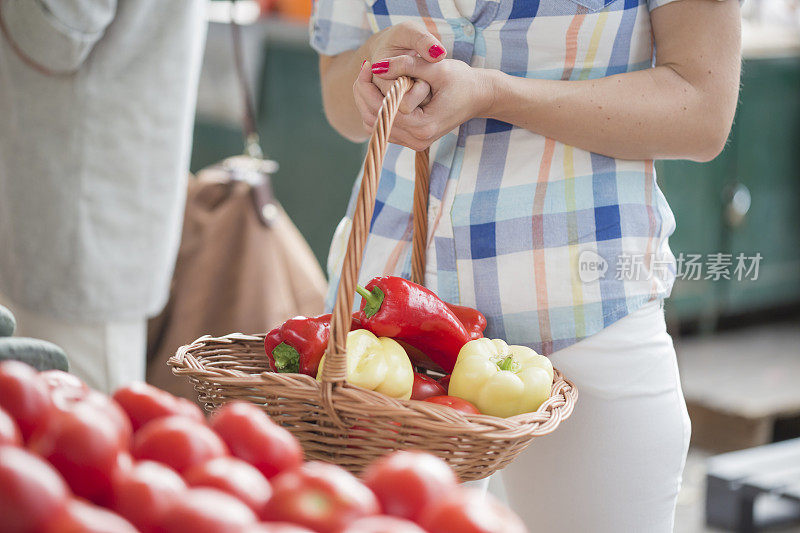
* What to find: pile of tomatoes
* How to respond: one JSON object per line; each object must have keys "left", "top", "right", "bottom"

{"left": 0, "top": 360, "right": 526, "bottom": 533}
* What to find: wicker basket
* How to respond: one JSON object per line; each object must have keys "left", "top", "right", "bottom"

{"left": 169, "top": 77, "right": 578, "bottom": 481}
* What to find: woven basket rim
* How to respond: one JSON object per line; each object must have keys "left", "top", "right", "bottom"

{"left": 169, "top": 332, "right": 578, "bottom": 439}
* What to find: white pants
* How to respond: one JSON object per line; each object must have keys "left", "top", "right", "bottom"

{"left": 500, "top": 300, "right": 691, "bottom": 533}
{"left": 0, "top": 294, "right": 146, "bottom": 394}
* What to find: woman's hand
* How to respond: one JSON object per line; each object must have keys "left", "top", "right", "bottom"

{"left": 358, "top": 56, "right": 493, "bottom": 151}
{"left": 365, "top": 21, "right": 445, "bottom": 112}
{"left": 320, "top": 21, "right": 445, "bottom": 142}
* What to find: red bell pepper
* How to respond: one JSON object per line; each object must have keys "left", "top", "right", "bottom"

{"left": 400, "top": 304, "right": 486, "bottom": 372}
{"left": 264, "top": 314, "right": 360, "bottom": 376}
{"left": 446, "top": 303, "right": 487, "bottom": 341}
{"left": 355, "top": 276, "right": 471, "bottom": 373}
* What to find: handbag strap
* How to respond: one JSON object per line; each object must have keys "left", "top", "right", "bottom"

{"left": 230, "top": 0, "right": 263, "bottom": 158}
{"left": 228, "top": 1, "right": 283, "bottom": 226}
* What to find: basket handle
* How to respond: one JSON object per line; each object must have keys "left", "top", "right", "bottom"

{"left": 321, "top": 76, "right": 431, "bottom": 384}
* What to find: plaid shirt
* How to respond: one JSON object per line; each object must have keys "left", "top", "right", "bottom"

{"left": 312, "top": 0, "right": 678, "bottom": 355}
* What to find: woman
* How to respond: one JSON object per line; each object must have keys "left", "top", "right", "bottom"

{"left": 312, "top": 0, "right": 740, "bottom": 531}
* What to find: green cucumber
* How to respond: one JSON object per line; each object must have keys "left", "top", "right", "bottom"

{"left": 0, "top": 337, "right": 68, "bottom": 371}
{"left": 0, "top": 305, "right": 15, "bottom": 337}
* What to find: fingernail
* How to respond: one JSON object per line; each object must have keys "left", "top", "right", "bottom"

{"left": 361, "top": 60, "right": 368, "bottom": 69}
{"left": 371, "top": 60, "right": 389, "bottom": 74}
{"left": 429, "top": 44, "right": 445, "bottom": 58}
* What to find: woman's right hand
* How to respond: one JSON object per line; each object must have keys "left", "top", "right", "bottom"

{"left": 355, "top": 22, "right": 446, "bottom": 129}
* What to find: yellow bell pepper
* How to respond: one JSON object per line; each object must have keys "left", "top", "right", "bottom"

{"left": 448, "top": 338, "right": 554, "bottom": 418}
{"left": 317, "top": 329, "right": 414, "bottom": 400}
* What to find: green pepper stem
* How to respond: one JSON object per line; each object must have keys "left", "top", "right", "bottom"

{"left": 356, "top": 285, "right": 384, "bottom": 318}
{"left": 272, "top": 342, "right": 301, "bottom": 373}
{"left": 497, "top": 356, "right": 517, "bottom": 372}
{"left": 355, "top": 285, "right": 372, "bottom": 300}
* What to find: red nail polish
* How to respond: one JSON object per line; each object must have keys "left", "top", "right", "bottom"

{"left": 361, "top": 60, "right": 368, "bottom": 68}
{"left": 371, "top": 60, "right": 389, "bottom": 73}
{"left": 429, "top": 44, "right": 445, "bottom": 58}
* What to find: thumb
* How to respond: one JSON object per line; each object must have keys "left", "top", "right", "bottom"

{"left": 395, "top": 24, "right": 446, "bottom": 62}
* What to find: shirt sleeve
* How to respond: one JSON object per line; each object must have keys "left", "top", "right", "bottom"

{"left": 309, "top": 0, "right": 371, "bottom": 56}
{"left": 0, "top": 0, "right": 117, "bottom": 73}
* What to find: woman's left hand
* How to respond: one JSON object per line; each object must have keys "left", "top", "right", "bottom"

{"left": 364, "top": 56, "right": 494, "bottom": 151}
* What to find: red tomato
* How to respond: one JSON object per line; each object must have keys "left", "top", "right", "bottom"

{"left": 438, "top": 374, "right": 451, "bottom": 392}
{"left": 43, "top": 499, "right": 138, "bottom": 533}
{"left": 47, "top": 388, "right": 132, "bottom": 451}
{"left": 423, "top": 395, "right": 480, "bottom": 415}
{"left": 340, "top": 516, "right": 428, "bottom": 533}
{"left": 158, "top": 487, "right": 257, "bottom": 533}
{"left": 243, "top": 524, "right": 315, "bottom": 533}
{"left": 184, "top": 456, "right": 272, "bottom": 515}
{"left": 0, "top": 445, "right": 70, "bottom": 532}
{"left": 262, "top": 461, "right": 379, "bottom": 533}
{"left": 28, "top": 400, "right": 127, "bottom": 505}
{"left": 40, "top": 370, "right": 89, "bottom": 400}
{"left": 0, "top": 406, "right": 22, "bottom": 446}
{"left": 133, "top": 415, "right": 228, "bottom": 473}
{"left": 113, "top": 382, "right": 204, "bottom": 431}
{"left": 111, "top": 460, "right": 187, "bottom": 532}
{"left": 419, "top": 489, "right": 527, "bottom": 533}
{"left": 410, "top": 373, "right": 447, "bottom": 401}
{"left": 210, "top": 401, "right": 302, "bottom": 479}
{"left": 362, "top": 451, "right": 457, "bottom": 522}
{"left": 0, "top": 360, "right": 53, "bottom": 440}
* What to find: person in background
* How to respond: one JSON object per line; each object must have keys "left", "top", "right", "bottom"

{"left": 313, "top": 0, "right": 740, "bottom": 531}
{"left": 0, "top": 0, "right": 206, "bottom": 392}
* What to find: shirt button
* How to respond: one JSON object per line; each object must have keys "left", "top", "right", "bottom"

{"left": 463, "top": 23, "right": 474, "bottom": 36}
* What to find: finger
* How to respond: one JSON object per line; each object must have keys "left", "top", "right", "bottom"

{"left": 394, "top": 22, "right": 446, "bottom": 62}
{"left": 353, "top": 61, "right": 383, "bottom": 130}
{"left": 388, "top": 124, "right": 432, "bottom": 152}
{"left": 399, "top": 80, "right": 431, "bottom": 114}
{"left": 371, "top": 55, "right": 433, "bottom": 81}
{"left": 372, "top": 76, "right": 393, "bottom": 97}
{"left": 389, "top": 109, "right": 429, "bottom": 144}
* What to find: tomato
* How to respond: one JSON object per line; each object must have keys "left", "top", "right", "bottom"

{"left": 262, "top": 461, "right": 379, "bottom": 533}
{"left": 28, "top": 400, "right": 127, "bottom": 505}
{"left": 243, "top": 524, "right": 315, "bottom": 533}
{"left": 133, "top": 415, "right": 228, "bottom": 473}
{"left": 0, "top": 406, "right": 21, "bottom": 446}
{"left": 0, "top": 360, "right": 53, "bottom": 440}
{"left": 423, "top": 395, "right": 480, "bottom": 415}
{"left": 362, "top": 451, "right": 457, "bottom": 522}
{"left": 47, "top": 387, "right": 132, "bottom": 450}
{"left": 340, "top": 516, "right": 428, "bottom": 533}
{"left": 210, "top": 401, "right": 302, "bottom": 479}
{"left": 438, "top": 374, "right": 451, "bottom": 392}
{"left": 111, "top": 460, "right": 187, "bottom": 532}
{"left": 40, "top": 370, "right": 89, "bottom": 400}
{"left": 184, "top": 456, "right": 272, "bottom": 515}
{"left": 43, "top": 499, "right": 138, "bottom": 533}
{"left": 419, "top": 489, "right": 527, "bottom": 533}
{"left": 0, "top": 445, "right": 70, "bottom": 532}
{"left": 113, "top": 382, "right": 204, "bottom": 431}
{"left": 158, "top": 487, "right": 257, "bottom": 533}
{"left": 410, "top": 373, "right": 446, "bottom": 401}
